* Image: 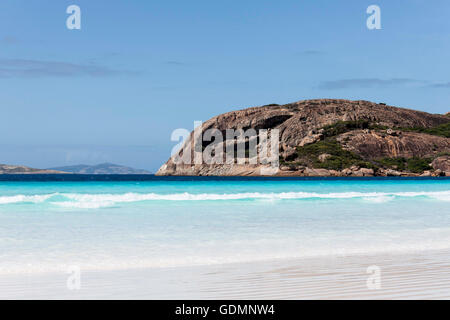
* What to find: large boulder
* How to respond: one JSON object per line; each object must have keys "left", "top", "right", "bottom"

{"left": 432, "top": 156, "right": 450, "bottom": 172}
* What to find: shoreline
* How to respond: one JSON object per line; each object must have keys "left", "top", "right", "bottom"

{"left": 1, "top": 173, "right": 450, "bottom": 179}
{"left": 2, "top": 249, "right": 450, "bottom": 299}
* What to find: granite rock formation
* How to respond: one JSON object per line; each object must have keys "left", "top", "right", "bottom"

{"left": 157, "top": 99, "right": 450, "bottom": 176}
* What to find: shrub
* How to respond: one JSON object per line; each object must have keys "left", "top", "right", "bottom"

{"left": 401, "top": 122, "right": 450, "bottom": 138}
{"left": 407, "top": 157, "right": 432, "bottom": 173}
{"left": 320, "top": 120, "right": 390, "bottom": 138}
{"left": 321, "top": 120, "right": 370, "bottom": 138}
{"left": 374, "top": 157, "right": 432, "bottom": 173}
{"left": 296, "top": 138, "right": 375, "bottom": 170}
{"left": 375, "top": 157, "right": 407, "bottom": 171}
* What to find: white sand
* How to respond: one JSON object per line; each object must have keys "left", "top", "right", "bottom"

{"left": 1, "top": 249, "right": 450, "bottom": 299}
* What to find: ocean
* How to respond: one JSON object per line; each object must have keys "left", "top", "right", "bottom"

{"left": 1, "top": 175, "right": 449, "bottom": 275}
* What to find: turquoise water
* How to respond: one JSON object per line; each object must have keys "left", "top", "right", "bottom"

{"left": 1, "top": 177, "right": 450, "bottom": 274}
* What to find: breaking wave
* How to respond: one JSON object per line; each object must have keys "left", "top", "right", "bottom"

{"left": 0, "top": 194, "right": 56, "bottom": 204}
{"left": 0, "top": 190, "right": 449, "bottom": 208}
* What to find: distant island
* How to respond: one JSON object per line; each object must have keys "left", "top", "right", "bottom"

{"left": 0, "top": 163, "right": 150, "bottom": 174}
{"left": 48, "top": 163, "right": 151, "bottom": 174}
{"left": 0, "top": 164, "right": 66, "bottom": 174}
{"left": 157, "top": 99, "right": 450, "bottom": 177}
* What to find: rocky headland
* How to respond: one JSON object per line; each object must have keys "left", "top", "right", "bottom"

{"left": 157, "top": 99, "right": 450, "bottom": 177}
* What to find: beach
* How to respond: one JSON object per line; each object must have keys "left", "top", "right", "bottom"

{"left": 2, "top": 0, "right": 450, "bottom": 303}
{"left": 2, "top": 249, "right": 450, "bottom": 299}
{"left": 0, "top": 176, "right": 449, "bottom": 299}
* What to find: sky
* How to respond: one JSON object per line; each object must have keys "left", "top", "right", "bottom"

{"left": 0, "top": 0, "right": 449, "bottom": 172}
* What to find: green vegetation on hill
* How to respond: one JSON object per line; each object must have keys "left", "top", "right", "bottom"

{"left": 321, "top": 120, "right": 388, "bottom": 138}
{"left": 374, "top": 157, "right": 406, "bottom": 171}
{"left": 406, "top": 157, "right": 433, "bottom": 173}
{"left": 289, "top": 140, "right": 434, "bottom": 173}
{"left": 321, "top": 119, "right": 450, "bottom": 139}
{"left": 279, "top": 119, "right": 449, "bottom": 173}
{"left": 400, "top": 122, "right": 450, "bottom": 138}
{"left": 373, "top": 157, "right": 432, "bottom": 173}
{"left": 295, "top": 138, "right": 374, "bottom": 171}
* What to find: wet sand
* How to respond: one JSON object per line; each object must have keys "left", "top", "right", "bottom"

{"left": 1, "top": 249, "right": 450, "bottom": 299}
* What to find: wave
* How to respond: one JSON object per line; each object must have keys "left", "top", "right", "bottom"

{"left": 0, "top": 194, "right": 56, "bottom": 204}
{"left": 0, "top": 190, "right": 449, "bottom": 208}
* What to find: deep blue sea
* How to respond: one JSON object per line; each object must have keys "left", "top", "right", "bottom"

{"left": 1, "top": 175, "right": 449, "bottom": 274}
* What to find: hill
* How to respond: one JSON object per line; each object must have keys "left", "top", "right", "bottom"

{"left": 0, "top": 164, "right": 66, "bottom": 174}
{"left": 156, "top": 99, "right": 450, "bottom": 177}
{"left": 48, "top": 163, "right": 151, "bottom": 174}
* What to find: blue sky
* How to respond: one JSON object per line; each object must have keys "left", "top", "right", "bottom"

{"left": 0, "top": 0, "right": 449, "bottom": 171}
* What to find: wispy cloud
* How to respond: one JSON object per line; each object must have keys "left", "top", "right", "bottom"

{"left": 428, "top": 82, "right": 450, "bottom": 88}
{"left": 164, "top": 60, "right": 185, "bottom": 66}
{"left": 317, "top": 78, "right": 423, "bottom": 90}
{"left": 1, "top": 36, "right": 18, "bottom": 45}
{"left": 0, "top": 59, "right": 135, "bottom": 78}
{"left": 299, "top": 50, "right": 323, "bottom": 56}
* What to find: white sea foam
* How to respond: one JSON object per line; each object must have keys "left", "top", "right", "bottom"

{"left": 0, "top": 193, "right": 57, "bottom": 204}
{"left": 1, "top": 190, "right": 449, "bottom": 208}
{"left": 52, "top": 201, "right": 116, "bottom": 209}
{"left": 2, "top": 236, "right": 450, "bottom": 275}
{"left": 1, "top": 188, "right": 450, "bottom": 275}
